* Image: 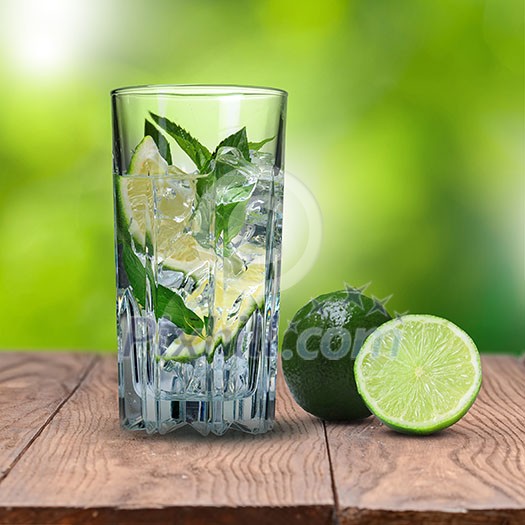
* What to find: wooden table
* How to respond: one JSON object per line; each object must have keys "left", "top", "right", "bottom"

{"left": 0, "top": 353, "right": 523, "bottom": 525}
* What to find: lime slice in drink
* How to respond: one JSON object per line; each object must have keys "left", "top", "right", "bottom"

{"left": 164, "top": 262, "right": 265, "bottom": 362}
{"left": 163, "top": 234, "right": 215, "bottom": 281}
{"left": 128, "top": 136, "right": 168, "bottom": 175}
{"left": 216, "top": 262, "right": 265, "bottom": 344}
{"left": 354, "top": 314, "right": 482, "bottom": 434}
{"left": 164, "top": 334, "right": 209, "bottom": 363}
{"left": 118, "top": 136, "right": 197, "bottom": 254}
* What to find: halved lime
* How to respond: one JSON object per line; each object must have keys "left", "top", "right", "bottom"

{"left": 354, "top": 315, "right": 482, "bottom": 434}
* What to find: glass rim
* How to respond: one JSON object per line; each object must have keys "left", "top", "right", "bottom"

{"left": 111, "top": 84, "right": 287, "bottom": 98}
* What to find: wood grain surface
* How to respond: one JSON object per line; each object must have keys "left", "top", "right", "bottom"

{"left": 0, "top": 353, "right": 524, "bottom": 525}
{"left": 0, "top": 355, "right": 334, "bottom": 525}
{"left": 0, "top": 352, "right": 95, "bottom": 481}
{"left": 325, "top": 355, "right": 525, "bottom": 524}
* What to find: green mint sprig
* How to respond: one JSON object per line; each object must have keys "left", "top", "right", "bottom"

{"left": 149, "top": 112, "right": 211, "bottom": 171}
{"left": 203, "top": 127, "right": 250, "bottom": 172}
{"left": 248, "top": 136, "right": 275, "bottom": 151}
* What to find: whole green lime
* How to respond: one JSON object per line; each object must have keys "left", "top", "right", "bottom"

{"left": 282, "top": 288, "right": 392, "bottom": 421}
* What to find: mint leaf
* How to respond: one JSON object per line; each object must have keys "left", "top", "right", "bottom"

{"left": 196, "top": 174, "right": 213, "bottom": 198}
{"left": 156, "top": 287, "right": 204, "bottom": 337}
{"left": 149, "top": 112, "right": 211, "bottom": 171}
{"left": 215, "top": 127, "right": 250, "bottom": 161}
{"left": 121, "top": 243, "right": 149, "bottom": 305}
{"left": 215, "top": 201, "right": 248, "bottom": 245}
{"left": 145, "top": 119, "right": 172, "bottom": 164}
{"left": 198, "top": 128, "right": 252, "bottom": 195}
{"left": 202, "top": 127, "right": 250, "bottom": 173}
{"left": 121, "top": 243, "right": 204, "bottom": 336}
{"left": 248, "top": 135, "right": 275, "bottom": 151}
{"left": 215, "top": 172, "right": 255, "bottom": 204}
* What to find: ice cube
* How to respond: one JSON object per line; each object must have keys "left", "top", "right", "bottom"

{"left": 187, "top": 356, "right": 207, "bottom": 393}
{"left": 158, "top": 317, "right": 179, "bottom": 353}
{"left": 250, "top": 151, "right": 273, "bottom": 167}
{"left": 212, "top": 349, "right": 225, "bottom": 394}
{"left": 214, "top": 148, "right": 258, "bottom": 205}
{"left": 157, "top": 268, "right": 186, "bottom": 289}
{"left": 226, "top": 353, "right": 249, "bottom": 395}
{"left": 155, "top": 177, "right": 196, "bottom": 223}
{"left": 215, "top": 147, "right": 260, "bottom": 183}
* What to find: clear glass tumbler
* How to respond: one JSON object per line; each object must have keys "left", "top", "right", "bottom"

{"left": 111, "top": 85, "right": 287, "bottom": 435}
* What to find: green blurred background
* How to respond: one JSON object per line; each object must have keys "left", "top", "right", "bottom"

{"left": 0, "top": 0, "right": 523, "bottom": 354}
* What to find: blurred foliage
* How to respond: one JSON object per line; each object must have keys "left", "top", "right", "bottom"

{"left": 0, "top": 0, "right": 522, "bottom": 353}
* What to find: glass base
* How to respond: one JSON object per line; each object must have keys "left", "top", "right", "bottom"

{"left": 119, "top": 393, "right": 276, "bottom": 436}
{"left": 118, "top": 349, "right": 277, "bottom": 436}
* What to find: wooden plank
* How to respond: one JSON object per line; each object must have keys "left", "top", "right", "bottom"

{"left": 0, "top": 352, "right": 95, "bottom": 481}
{"left": 0, "top": 355, "right": 334, "bottom": 525}
{"left": 326, "top": 355, "right": 525, "bottom": 524}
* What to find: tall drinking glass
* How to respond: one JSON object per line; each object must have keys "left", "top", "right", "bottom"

{"left": 111, "top": 85, "right": 287, "bottom": 435}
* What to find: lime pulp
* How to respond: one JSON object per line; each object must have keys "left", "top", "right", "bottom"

{"left": 354, "top": 314, "right": 482, "bottom": 434}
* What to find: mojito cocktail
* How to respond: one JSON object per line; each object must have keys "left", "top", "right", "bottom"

{"left": 112, "top": 85, "right": 286, "bottom": 435}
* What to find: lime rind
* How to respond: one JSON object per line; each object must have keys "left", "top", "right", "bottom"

{"left": 163, "top": 336, "right": 208, "bottom": 363}
{"left": 281, "top": 289, "right": 391, "bottom": 421}
{"left": 128, "top": 136, "right": 168, "bottom": 175}
{"left": 355, "top": 314, "right": 482, "bottom": 435}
